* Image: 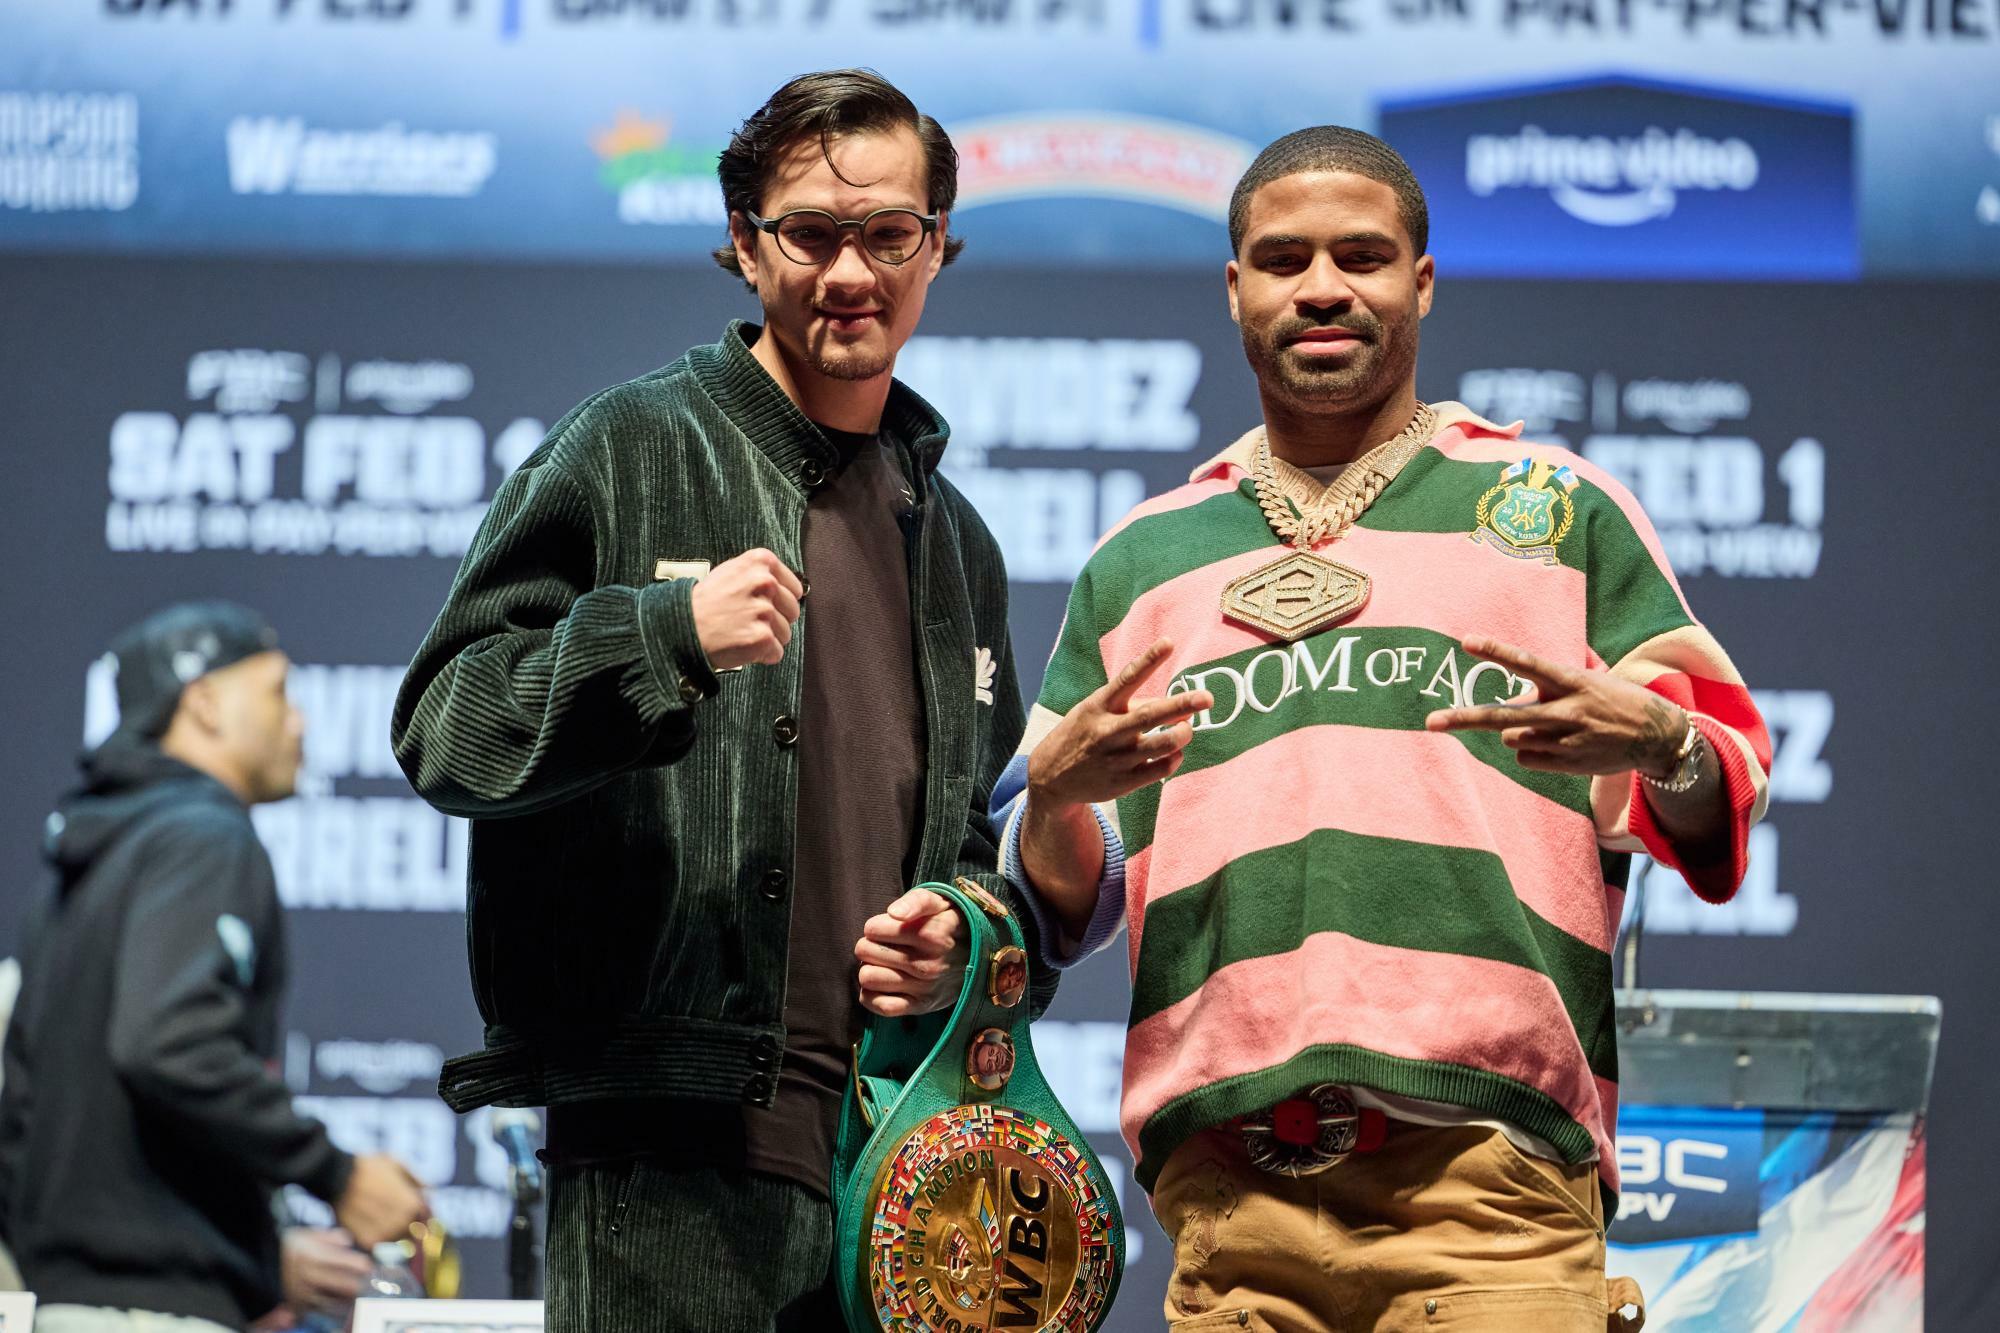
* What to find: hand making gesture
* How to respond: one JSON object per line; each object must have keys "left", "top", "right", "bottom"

{"left": 1028, "top": 638, "right": 1215, "bottom": 805}
{"left": 1423, "top": 637, "right": 1688, "bottom": 778}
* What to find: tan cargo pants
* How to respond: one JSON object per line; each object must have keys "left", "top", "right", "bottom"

{"left": 1152, "top": 1120, "right": 1645, "bottom": 1332}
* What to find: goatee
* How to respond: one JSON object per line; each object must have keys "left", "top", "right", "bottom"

{"left": 814, "top": 350, "right": 892, "bottom": 382}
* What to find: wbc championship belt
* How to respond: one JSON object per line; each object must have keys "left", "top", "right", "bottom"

{"left": 833, "top": 878, "right": 1124, "bottom": 1333}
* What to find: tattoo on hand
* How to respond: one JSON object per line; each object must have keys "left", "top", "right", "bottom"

{"left": 1627, "top": 699, "right": 1680, "bottom": 770}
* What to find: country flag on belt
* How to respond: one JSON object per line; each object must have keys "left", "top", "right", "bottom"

{"left": 976, "top": 1177, "right": 1001, "bottom": 1251}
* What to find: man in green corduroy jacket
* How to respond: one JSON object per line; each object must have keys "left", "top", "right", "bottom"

{"left": 392, "top": 69, "right": 1071, "bottom": 1332}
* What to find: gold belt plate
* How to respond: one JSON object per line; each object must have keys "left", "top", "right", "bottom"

{"left": 864, "top": 1105, "right": 1118, "bottom": 1332}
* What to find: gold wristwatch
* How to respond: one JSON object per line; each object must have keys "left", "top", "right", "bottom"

{"left": 1643, "top": 713, "right": 1706, "bottom": 795}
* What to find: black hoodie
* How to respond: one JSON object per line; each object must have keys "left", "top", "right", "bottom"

{"left": 0, "top": 739, "right": 352, "bottom": 1330}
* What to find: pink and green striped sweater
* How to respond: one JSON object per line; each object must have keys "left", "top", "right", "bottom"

{"left": 1008, "top": 404, "right": 1771, "bottom": 1197}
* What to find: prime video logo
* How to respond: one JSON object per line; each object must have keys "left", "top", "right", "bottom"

{"left": 1465, "top": 125, "right": 1759, "bottom": 226}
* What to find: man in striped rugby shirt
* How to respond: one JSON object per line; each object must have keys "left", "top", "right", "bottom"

{"left": 992, "top": 128, "right": 1769, "bottom": 1332}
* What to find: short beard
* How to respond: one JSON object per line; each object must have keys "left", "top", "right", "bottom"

{"left": 1244, "top": 310, "right": 1414, "bottom": 415}
{"left": 812, "top": 348, "right": 892, "bottom": 382}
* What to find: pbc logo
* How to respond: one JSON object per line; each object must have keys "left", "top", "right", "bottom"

{"left": 1380, "top": 76, "right": 1857, "bottom": 279}
{"left": 1611, "top": 1108, "right": 1762, "bottom": 1246}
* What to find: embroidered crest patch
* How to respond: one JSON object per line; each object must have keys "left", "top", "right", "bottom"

{"left": 1472, "top": 457, "right": 1580, "bottom": 565}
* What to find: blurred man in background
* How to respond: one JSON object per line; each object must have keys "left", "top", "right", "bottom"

{"left": 0, "top": 602, "right": 428, "bottom": 1333}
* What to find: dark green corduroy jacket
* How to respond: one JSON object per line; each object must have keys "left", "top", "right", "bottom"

{"left": 392, "top": 322, "right": 1056, "bottom": 1114}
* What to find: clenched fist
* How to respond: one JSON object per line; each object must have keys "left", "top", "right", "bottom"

{"left": 690, "top": 548, "right": 805, "bottom": 671}
{"left": 856, "top": 888, "right": 970, "bottom": 1017}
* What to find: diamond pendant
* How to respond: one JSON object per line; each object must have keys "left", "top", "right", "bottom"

{"left": 1221, "top": 550, "right": 1370, "bottom": 641}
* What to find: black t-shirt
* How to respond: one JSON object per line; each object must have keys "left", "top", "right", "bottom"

{"left": 545, "top": 425, "right": 925, "bottom": 1198}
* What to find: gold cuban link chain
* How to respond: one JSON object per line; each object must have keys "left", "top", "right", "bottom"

{"left": 1250, "top": 401, "right": 1438, "bottom": 551}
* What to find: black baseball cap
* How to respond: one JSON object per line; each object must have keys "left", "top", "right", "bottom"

{"left": 104, "top": 601, "right": 281, "bottom": 742}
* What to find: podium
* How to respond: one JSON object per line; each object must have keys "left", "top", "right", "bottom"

{"left": 1607, "top": 989, "right": 1940, "bottom": 1331}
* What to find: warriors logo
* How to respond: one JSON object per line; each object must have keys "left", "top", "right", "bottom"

{"left": 1473, "top": 457, "right": 1580, "bottom": 564}
{"left": 866, "top": 1105, "right": 1118, "bottom": 1332}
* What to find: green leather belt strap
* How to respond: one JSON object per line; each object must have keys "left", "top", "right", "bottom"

{"left": 833, "top": 878, "right": 1125, "bottom": 1333}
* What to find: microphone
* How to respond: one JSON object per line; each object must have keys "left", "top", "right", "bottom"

{"left": 1621, "top": 861, "right": 1649, "bottom": 993}
{"left": 490, "top": 1107, "right": 543, "bottom": 1203}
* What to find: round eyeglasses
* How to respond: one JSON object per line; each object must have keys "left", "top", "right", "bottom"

{"left": 744, "top": 208, "right": 939, "bottom": 267}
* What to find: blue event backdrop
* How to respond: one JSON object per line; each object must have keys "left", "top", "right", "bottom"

{"left": 2, "top": 8, "right": 1997, "bottom": 1330}
{"left": 3, "top": 2, "right": 1999, "bottom": 271}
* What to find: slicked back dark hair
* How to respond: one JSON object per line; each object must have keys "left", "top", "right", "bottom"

{"left": 1227, "top": 126, "right": 1429, "bottom": 258}
{"left": 712, "top": 68, "right": 966, "bottom": 281}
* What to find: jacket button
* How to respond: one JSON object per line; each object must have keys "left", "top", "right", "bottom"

{"left": 743, "top": 1075, "right": 776, "bottom": 1104}
{"left": 761, "top": 868, "right": 788, "bottom": 900}
{"left": 677, "top": 673, "right": 704, "bottom": 704}
{"left": 800, "top": 459, "right": 826, "bottom": 488}
{"left": 772, "top": 715, "right": 800, "bottom": 747}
